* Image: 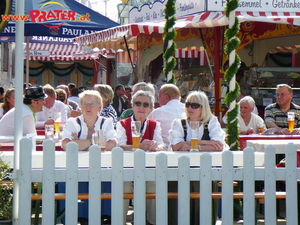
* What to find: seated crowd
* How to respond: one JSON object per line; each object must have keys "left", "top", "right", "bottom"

{"left": 0, "top": 82, "right": 298, "bottom": 224}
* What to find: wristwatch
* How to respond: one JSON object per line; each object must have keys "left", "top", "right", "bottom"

{"left": 198, "top": 145, "right": 202, "bottom": 151}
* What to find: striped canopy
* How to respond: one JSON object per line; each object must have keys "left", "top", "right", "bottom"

{"left": 74, "top": 11, "right": 300, "bottom": 50}
{"left": 27, "top": 43, "right": 108, "bottom": 61}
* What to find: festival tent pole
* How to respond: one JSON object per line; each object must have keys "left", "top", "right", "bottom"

{"left": 13, "top": 0, "right": 25, "bottom": 224}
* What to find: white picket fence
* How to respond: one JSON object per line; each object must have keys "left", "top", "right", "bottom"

{"left": 13, "top": 138, "right": 300, "bottom": 225}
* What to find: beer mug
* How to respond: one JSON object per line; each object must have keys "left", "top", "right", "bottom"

{"left": 287, "top": 111, "right": 295, "bottom": 132}
{"left": 92, "top": 129, "right": 106, "bottom": 152}
{"left": 131, "top": 121, "right": 141, "bottom": 151}
{"left": 45, "top": 124, "right": 54, "bottom": 139}
{"left": 189, "top": 121, "right": 199, "bottom": 152}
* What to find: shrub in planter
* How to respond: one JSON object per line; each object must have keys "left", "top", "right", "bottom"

{"left": 0, "top": 159, "right": 13, "bottom": 224}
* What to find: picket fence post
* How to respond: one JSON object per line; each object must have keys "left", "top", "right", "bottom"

{"left": 41, "top": 139, "right": 55, "bottom": 224}
{"left": 243, "top": 147, "right": 255, "bottom": 225}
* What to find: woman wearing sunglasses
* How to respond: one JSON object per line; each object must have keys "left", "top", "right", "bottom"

{"left": 169, "top": 91, "right": 228, "bottom": 152}
{"left": 169, "top": 91, "right": 228, "bottom": 225}
{"left": 116, "top": 90, "right": 165, "bottom": 152}
{"left": 116, "top": 90, "right": 165, "bottom": 225}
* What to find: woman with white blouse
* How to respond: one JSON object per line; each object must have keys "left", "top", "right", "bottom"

{"left": 60, "top": 90, "right": 116, "bottom": 225}
{"left": 238, "top": 96, "right": 266, "bottom": 135}
{"left": 169, "top": 91, "right": 228, "bottom": 152}
{"left": 169, "top": 91, "right": 228, "bottom": 225}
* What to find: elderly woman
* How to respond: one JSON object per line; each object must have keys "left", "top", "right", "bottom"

{"left": 62, "top": 90, "right": 116, "bottom": 150}
{"left": 169, "top": 91, "right": 228, "bottom": 225}
{"left": 117, "top": 90, "right": 165, "bottom": 151}
{"left": 116, "top": 90, "right": 165, "bottom": 225}
{"left": 60, "top": 90, "right": 116, "bottom": 225}
{"left": 239, "top": 96, "right": 266, "bottom": 134}
{"left": 170, "top": 91, "right": 228, "bottom": 152}
{"left": 239, "top": 96, "right": 266, "bottom": 135}
{"left": 94, "top": 84, "right": 118, "bottom": 127}
{"left": 0, "top": 88, "right": 15, "bottom": 119}
{"left": 119, "top": 82, "right": 156, "bottom": 120}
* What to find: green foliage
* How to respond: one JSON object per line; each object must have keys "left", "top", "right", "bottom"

{"left": 224, "top": 0, "right": 241, "bottom": 150}
{"left": 163, "top": 0, "right": 177, "bottom": 83}
{"left": 0, "top": 159, "right": 13, "bottom": 220}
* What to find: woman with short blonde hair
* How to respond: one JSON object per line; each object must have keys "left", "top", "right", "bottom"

{"left": 94, "top": 84, "right": 118, "bottom": 127}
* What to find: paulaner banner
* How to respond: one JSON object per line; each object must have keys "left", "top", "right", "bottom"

{"left": 0, "top": 0, "right": 119, "bottom": 38}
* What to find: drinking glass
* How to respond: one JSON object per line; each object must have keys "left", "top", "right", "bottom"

{"left": 92, "top": 130, "right": 106, "bottom": 152}
{"left": 257, "top": 121, "right": 264, "bottom": 135}
{"left": 92, "top": 132, "right": 99, "bottom": 145}
{"left": 54, "top": 112, "right": 62, "bottom": 134}
{"left": 98, "top": 129, "right": 106, "bottom": 152}
{"left": 189, "top": 121, "right": 199, "bottom": 152}
{"left": 58, "top": 123, "right": 65, "bottom": 140}
{"left": 131, "top": 121, "right": 141, "bottom": 151}
{"left": 45, "top": 124, "right": 54, "bottom": 139}
{"left": 287, "top": 111, "right": 295, "bottom": 132}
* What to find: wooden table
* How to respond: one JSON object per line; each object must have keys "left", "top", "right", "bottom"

{"left": 238, "top": 134, "right": 300, "bottom": 150}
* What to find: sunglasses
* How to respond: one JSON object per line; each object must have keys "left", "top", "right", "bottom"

{"left": 185, "top": 102, "right": 202, "bottom": 109}
{"left": 134, "top": 101, "right": 150, "bottom": 108}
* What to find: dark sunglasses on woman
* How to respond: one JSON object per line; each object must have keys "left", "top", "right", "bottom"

{"left": 185, "top": 102, "right": 202, "bottom": 109}
{"left": 134, "top": 101, "right": 150, "bottom": 108}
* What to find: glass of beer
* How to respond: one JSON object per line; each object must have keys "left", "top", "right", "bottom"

{"left": 189, "top": 121, "right": 199, "bottom": 152}
{"left": 257, "top": 121, "right": 264, "bottom": 135}
{"left": 288, "top": 111, "right": 295, "bottom": 132}
{"left": 131, "top": 121, "right": 141, "bottom": 151}
{"left": 98, "top": 129, "right": 106, "bottom": 152}
{"left": 54, "top": 112, "right": 62, "bottom": 135}
{"left": 92, "top": 130, "right": 106, "bottom": 152}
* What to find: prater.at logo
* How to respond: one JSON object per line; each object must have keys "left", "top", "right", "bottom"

{"left": 1, "top": 1, "right": 90, "bottom": 30}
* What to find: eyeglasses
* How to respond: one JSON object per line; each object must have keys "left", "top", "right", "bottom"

{"left": 134, "top": 101, "right": 150, "bottom": 108}
{"left": 276, "top": 93, "right": 291, "bottom": 98}
{"left": 185, "top": 102, "right": 202, "bottom": 109}
{"left": 82, "top": 102, "right": 99, "bottom": 107}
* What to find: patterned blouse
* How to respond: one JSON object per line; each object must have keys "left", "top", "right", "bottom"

{"left": 100, "top": 104, "right": 118, "bottom": 127}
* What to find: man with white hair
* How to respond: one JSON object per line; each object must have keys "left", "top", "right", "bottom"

{"left": 35, "top": 84, "right": 67, "bottom": 129}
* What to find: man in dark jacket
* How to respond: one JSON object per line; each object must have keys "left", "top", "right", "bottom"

{"left": 112, "top": 84, "right": 127, "bottom": 117}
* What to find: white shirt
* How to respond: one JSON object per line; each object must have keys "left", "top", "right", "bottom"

{"left": 0, "top": 107, "right": 3, "bottom": 118}
{"left": 62, "top": 115, "right": 116, "bottom": 141}
{"left": 238, "top": 113, "right": 266, "bottom": 134}
{"left": 148, "top": 99, "right": 184, "bottom": 148}
{"left": 116, "top": 116, "right": 165, "bottom": 149}
{"left": 36, "top": 100, "right": 67, "bottom": 129}
{"left": 0, "top": 104, "right": 36, "bottom": 136}
{"left": 169, "top": 116, "right": 229, "bottom": 151}
{"left": 68, "top": 96, "right": 80, "bottom": 104}
{"left": 223, "top": 106, "right": 258, "bottom": 124}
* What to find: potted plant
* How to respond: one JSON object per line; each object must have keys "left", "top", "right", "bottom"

{"left": 0, "top": 158, "right": 13, "bottom": 225}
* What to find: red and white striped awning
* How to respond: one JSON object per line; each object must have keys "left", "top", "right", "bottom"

{"left": 74, "top": 11, "right": 300, "bottom": 50}
{"left": 175, "top": 47, "right": 207, "bottom": 65}
{"left": 28, "top": 43, "right": 101, "bottom": 61}
{"left": 269, "top": 45, "right": 300, "bottom": 54}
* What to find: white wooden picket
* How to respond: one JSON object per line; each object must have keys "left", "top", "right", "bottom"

{"left": 14, "top": 138, "right": 299, "bottom": 225}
